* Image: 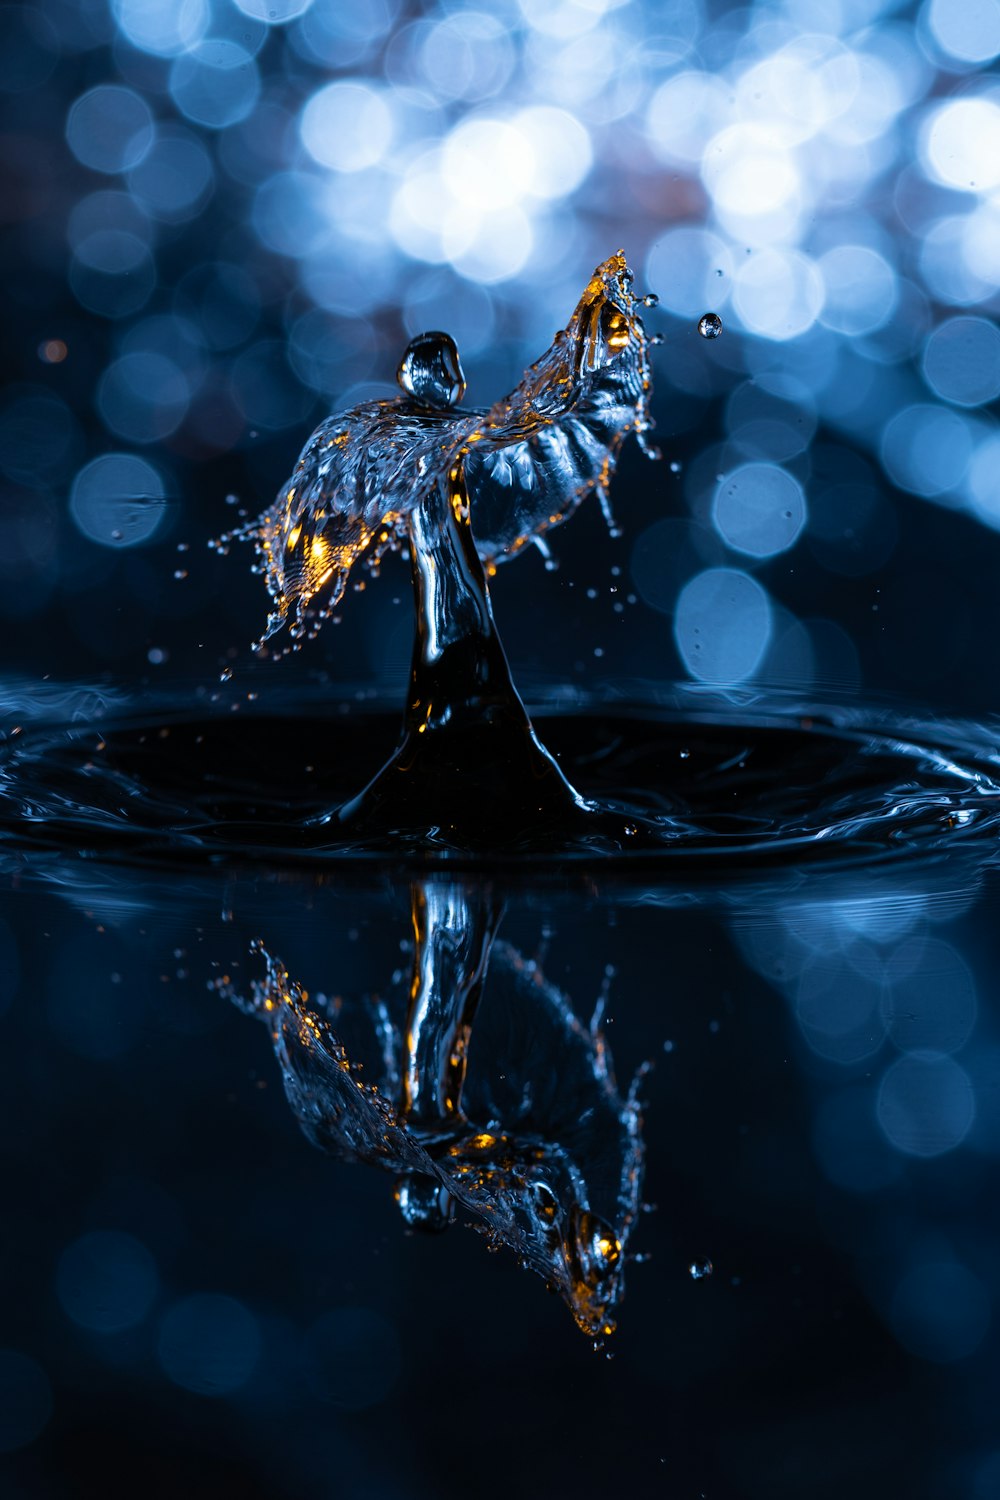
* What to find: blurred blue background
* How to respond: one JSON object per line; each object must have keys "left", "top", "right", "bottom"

{"left": 4, "top": 4, "right": 1000, "bottom": 1498}
{"left": 2, "top": 0, "right": 999, "bottom": 707}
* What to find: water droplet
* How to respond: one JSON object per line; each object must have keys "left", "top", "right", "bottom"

{"left": 669, "top": 460, "right": 682, "bottom": 474}
{"left": 642, "top": 293, "right": 659, "bottom": 308}
{"left": 173, "top": 569, "right": 188, "bottom": 581}
{"left": 397, "top": 331, "right": 467, "bottom": 408}
{"left": 698, "top": 313, "right": 723, "bottom": 340}
{"left": 689, "top": 1259, "right": 714, "bottom": 1280}
{"left": 147, "top": 647, "right": 167, "bottom": 665}
{"left": 219, "top": 668, "right": 233, "bottom": 684}
{"left": 679, "top": 748, "right": 690, "bottom": 760}
{"left": 663, "top": 1039, "right": 674, "bottom": 1052}
{"left": 395, "top": 1175, "right": 453, "bottom": 1233}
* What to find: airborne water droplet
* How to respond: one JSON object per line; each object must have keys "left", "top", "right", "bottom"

{"left": 396, "top": 331, "right": 467, "bottom": 408}
{"left": 698, "top": 313, "right": 723, "bottom": 340}
{"left": 689, "top": 1258, "right": 714, "bottom": 1280}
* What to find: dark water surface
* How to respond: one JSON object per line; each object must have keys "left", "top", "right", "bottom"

{"left": 2, "top": 696, "right": 1000, "bottom": 1499}
{"left": 5, "top": 690, "right": 1000, "bottom": 866}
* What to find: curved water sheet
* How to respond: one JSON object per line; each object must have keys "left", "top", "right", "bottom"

{"left": 3, "top": 682, "right": 1000, "bottom": 870}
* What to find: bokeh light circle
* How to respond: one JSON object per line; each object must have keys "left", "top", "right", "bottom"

{"left": 881, "top": 403, "right": 974, "bottom": 496}
{"left": 674, "top": 568, "right": 773, "bottom": 684}
{"left": 817, "top": 245, "right": 898, "bottom": 337}
{"left": 419, "top": 11, "right": 514, "bottom": 102}
{"left": 645, "top": 227, "right": 733, "bottom": 320}
{"left": 712, "top": 463, "right": 806, "bottom": 557}
{"left": 158, "top": 1293, "right": 261, "bottom": 1396}
{"left": 299, "top": 82, "right": 394, "bottom": 172}
{"left": 734, "top": 250, "right": 825, "bottom": 341}
{"left": 646, "top": 71, "right": 732, "bottom": 166}
{"left": 66, "top": 86, "right": 155, "bottom": 176}
{"left": 97, "top": 353, "right": 190, "bottom": 444}
{"left": 233, "top": 0, "right": 314, "bottom": 21}
{"left": 922, "top": 97, "right": 1000, "bottom": 192}
{"left": 890, "top": 1261, "right": 991, "bottom": 1362}
{"left": 57, "top": 1231, "right": 159, "bottom": 1333}
{"left": 881, "top": 939, "right": 977, "bottom": 1054}
{"left": 877, "top": 1052, "right": 975, "bottom": 1157}
{"left": 513, "top": 106, "right": 592, "bottom": 199}
{"left": 69, "top": 454, "right": 168, "bottom": 549}
{"left": 127, "top": 129, "right": 214, "bottom": 223}
{"left": 111, "top": 0, "right": 209, "bottom": 57}
{"left": 169, "top": 41, "right": 260, "bottom": 131}
{"left": 922, "top": 316, "right": 1000, "bottom": 407}
{"left": 926, "top": 0, "right": 1000, "bottom": 66}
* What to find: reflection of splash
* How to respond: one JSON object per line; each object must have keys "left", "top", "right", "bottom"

{"left": 212, "top": 252, "right": 658, "bottom": 651}
{"left": 216, "top": 882, "right": 646, "bottom": 1337}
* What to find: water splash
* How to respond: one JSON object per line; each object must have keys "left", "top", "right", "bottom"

{"left": 212, "top": 250, "right": 658, "bottom": 651}
{"left": 209, "top": 252, "right": 667, "bottom": 847}
{"left": 215, "top": 878, "right": 646, "bottom": 1337}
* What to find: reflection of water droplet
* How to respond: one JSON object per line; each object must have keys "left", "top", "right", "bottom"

{"left": 689, "top": 1258, "right": 713, "bottom": 1280}
{"left": 396, "top": 1175, "right": 454, "bottom": 1233}
{"left": 698, "top": 313, "right": 723, "bottom": 340}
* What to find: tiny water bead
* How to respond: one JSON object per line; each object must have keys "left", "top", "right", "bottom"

{"left": 690, "top": 1259, "right": 714, "bottom": 1280}
{"left": 698, "top": 312, "right": 723, "bottom": 339}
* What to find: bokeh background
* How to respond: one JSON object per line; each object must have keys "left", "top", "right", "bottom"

{"left": 3, "top": 0, "right": 1000, "bottom": 709}
{"left": 4, "top": 3, "right": 1000, "bottom": 1498}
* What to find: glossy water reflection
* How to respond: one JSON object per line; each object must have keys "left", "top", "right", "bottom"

{"left": 3, "top": 850, "right": 1000, "bottom": 1496}
{"left": 217, "top": 879, "right": 644, "bottom": 1336}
